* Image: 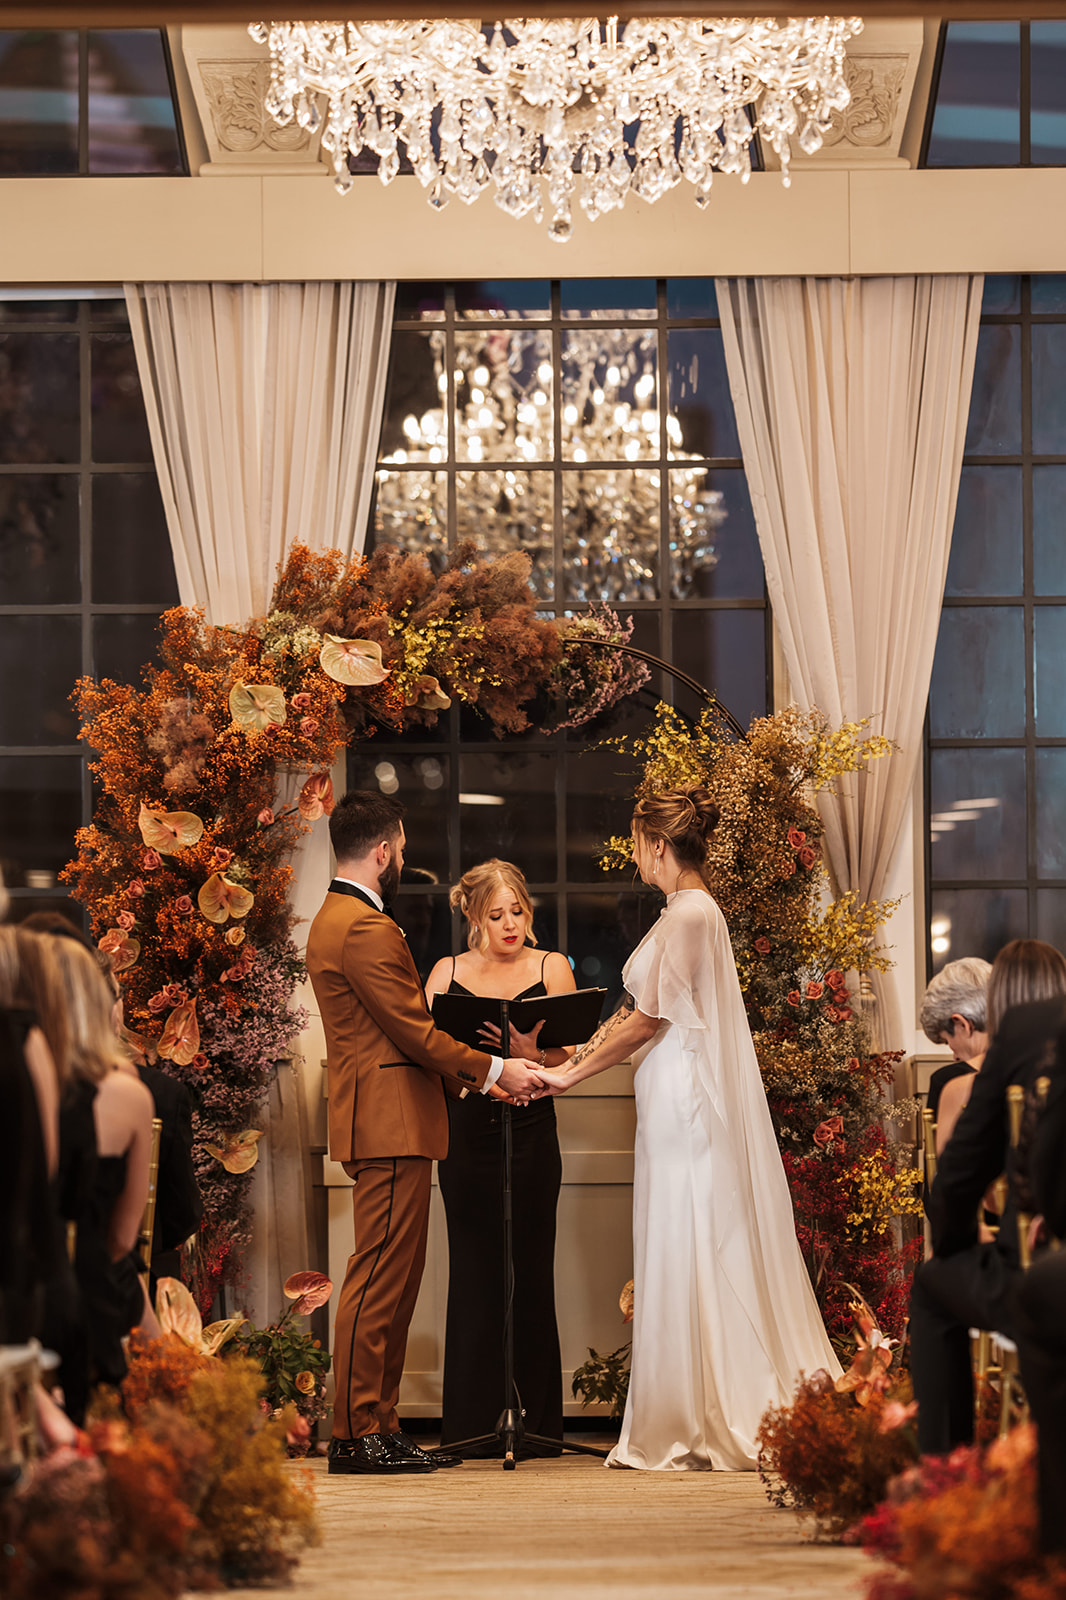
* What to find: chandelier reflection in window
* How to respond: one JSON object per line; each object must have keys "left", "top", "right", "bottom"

{"left": 374, "top": 326, "right": 726, "bottom": 605}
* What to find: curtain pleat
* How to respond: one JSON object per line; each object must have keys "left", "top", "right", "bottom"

{"left": 716, "top": 274, "right": 984, "bottom": 1046}
{"left": 124, "top": 279, "right": 396, "bottom": 625}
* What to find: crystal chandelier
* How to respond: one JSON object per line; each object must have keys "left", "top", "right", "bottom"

{"left": 250, "top": 16, "right": 862, "bottom": 241}
{"left": 373, "top": 325, "right": 726, "bottom": 604}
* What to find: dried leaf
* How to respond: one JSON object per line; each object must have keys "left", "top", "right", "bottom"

{"left": 156, "top": 1001, "right": 200, "bottom": 1067}
{"left": 198, "top": 872, "right": 255, "bottom": 923}
{"left": 137, "top": 802, "right": 204, "bottom": 854}
{"left": 298, "top": 772, "right": 334, "bottom": 822}
{"left": 283, "top": 1269, "right": 334, "bottom": 1314}
{"left": 229, "top": 681, "right": 287, "bottom": 732}
{"left": 319, "top": 634, "right": 390, "bottom": 687}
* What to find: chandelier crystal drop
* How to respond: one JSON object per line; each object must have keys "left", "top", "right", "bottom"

{"left": 250, "top": 16, "right": 862, "bottom": 241}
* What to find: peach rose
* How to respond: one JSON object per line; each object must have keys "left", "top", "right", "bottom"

{"left": 754, "top": 936, "right": 771, "bottom": 954}
{"left": 786, "top": 990, "right": 801, "bottom": 1007}
{"left": 211, "top": 847, "right": 234, "bottom": 869}
{"left": 805, "top": 980, "right": 824, "bottom": 1000}
{"left": 257, "top": 808, "right": 275, "bottom": 826}
{"left": 175, "top": 895, "right": 193, "bottom": 914}
{"left": 787, "top": 827, "right": 806, "bottom": 849}
{"left": 225, "top": 927, "right": 245, "bottom": 946}
{"left": 291, "top": 693, "right": 312, "bottom": 711}
{"left": 825, "top": 970, "right": 844, "bottom": 988}
{"left": 127, "top": 878, "right": 145, "bottom": 899}
{"left": 190, "top": 1052, "right": 209, "bottom": 1073}
{"left": 116, "top": 910, "right": 136, "bottom": 931}
{"left": 799, "top": 846, "right": 817, "bottom": 869}
{"left": 813, "top": 1115, "right": 844, "bottom": 1148}
{"left": 148, "top": 991, "right": 169, "bottom": 1013}
{"left": 299, "top": 716, "right": 320, "bottom": 737}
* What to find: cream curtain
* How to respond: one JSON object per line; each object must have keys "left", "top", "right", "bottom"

{"left": 715, "top": 274, "right": 984, "bottom": 1046}
{"left": 124, "top": 279, "right": 396, "bottom": 624}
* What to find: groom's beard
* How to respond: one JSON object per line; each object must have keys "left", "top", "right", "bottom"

{"left": 378, "top": 857, "right": 401, "bottom": 903}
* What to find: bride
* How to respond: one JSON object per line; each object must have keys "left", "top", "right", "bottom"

{"left": 535, "top": 785, "right": 840, "bottom": 1470}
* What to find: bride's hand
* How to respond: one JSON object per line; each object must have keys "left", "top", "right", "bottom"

{"left": 531, "top": 1068, "right": 571, "bottom": 1098}
{"left": 478, "top": 1017, "right": 545, "bottom": 1062}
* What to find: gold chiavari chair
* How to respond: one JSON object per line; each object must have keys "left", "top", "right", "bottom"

{"left": 922, "top": 1105, "right": 938, "bottom": 1188}
{"left": 0, "top": 1342, "right": 42, "bottom": 1492}
{"left": 138, "top": 1117, "right": 163, "bottom": 1286}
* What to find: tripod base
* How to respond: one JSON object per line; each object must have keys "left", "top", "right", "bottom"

{"left": 432, "top": 1408, "right": 610, "bottom": 1470}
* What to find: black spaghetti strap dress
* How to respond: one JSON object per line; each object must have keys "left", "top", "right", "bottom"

{"left": 437, "top": 954, "right": 564, "bottom": 1450}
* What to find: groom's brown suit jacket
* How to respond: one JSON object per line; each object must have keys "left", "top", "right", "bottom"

{"left": 306, "top": 883, "right": 493, "bottom": 1162}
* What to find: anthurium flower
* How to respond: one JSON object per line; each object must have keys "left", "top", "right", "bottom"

{"left": 138, "top": 802, "right": 204, "bottom": 854}
{"left": 298, "top": 772, "right": 334, "bottom": 822}
{"left": 198, "top": 872, "right": 254, "bottom": 923}
{"left": 283, "top": 1270, "right": 334, "bottom": 1315}
{"left": 98, "top": 929, "right": 140, "bottom": 973}
{"left": 156, "top": 1276, "right": 244, "bottom": 1356}
{"left": 204, "top": 1128, "right": 264, "bottom": 1174}
{"left": 228, "top": 681, "right": 287, "bottom": 731}
{"left": 405, "top": 674, "right": 451, "bottom": 711}
{"left": 319, "top": 634, "right": 390, "bottom": 687}
{"left": 156, "top": 1001, "right": 200, "bottom": 1066}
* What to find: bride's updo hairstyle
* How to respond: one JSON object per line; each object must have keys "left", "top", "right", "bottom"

{"left": 632, "top": 785, "right": 720, "bottom": 882}
{"left": 450, "top": 858, "right": 538, "bottom": 954}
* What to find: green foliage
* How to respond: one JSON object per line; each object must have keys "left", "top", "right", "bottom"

{"left": 227, "top": 1316, "right": 330, "bottom": 1424}
{"left": 571, "top": 1344, "right": 631, "bottom": 1419}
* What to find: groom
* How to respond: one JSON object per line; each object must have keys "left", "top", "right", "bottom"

{"left": 307, "top": 789, "right": 543, "bottom": 1475}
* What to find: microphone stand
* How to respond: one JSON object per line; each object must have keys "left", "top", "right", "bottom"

{"left": 434, "top": 999, "right": 609, "bottom": 1471}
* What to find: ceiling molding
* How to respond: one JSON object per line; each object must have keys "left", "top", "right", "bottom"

{"left": 2, "top": 4, "right": 1066, "bottom": 22}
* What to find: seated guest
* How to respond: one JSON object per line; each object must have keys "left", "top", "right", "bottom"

{"left": 938, "top": 943, "right": 1066, "bottom": 1153}
{"left": 49, "top": 936, "right": 159, "bottom": 1397}
{"left": 910, "top": 938, "right": 1066, "bottom": 1456}
{"left": 918, "top": 957, "right": 990, "bottom": 1145}
{"left": 426, "top": 859, "right": 576, "bottom": 1452}
{"left": 1014, "top": 1033, "right": 1066, "bottom": 1554}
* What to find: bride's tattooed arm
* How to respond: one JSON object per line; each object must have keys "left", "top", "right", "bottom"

{"left": 566, "top": 994, "right": 635, "bottom": 1072}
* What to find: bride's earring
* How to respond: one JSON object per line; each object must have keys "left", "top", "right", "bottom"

{"left": 652, "top": 854, "right": 661, "bottom": 877}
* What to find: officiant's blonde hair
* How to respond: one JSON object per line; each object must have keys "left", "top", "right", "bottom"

{"left": 451, "top": 859, "right": 538, "bottom": 954}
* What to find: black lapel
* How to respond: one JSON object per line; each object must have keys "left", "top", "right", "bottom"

{"left": 328, "top": 880, "right": 385, "bottom": 915}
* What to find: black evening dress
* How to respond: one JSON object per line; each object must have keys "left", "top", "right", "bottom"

{"left": 437, "top": 956, "right": 564, "bottom": 1450}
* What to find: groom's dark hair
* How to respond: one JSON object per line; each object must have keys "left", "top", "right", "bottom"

{"left": 330, "top": 790, "right": 405, "bottom": 864}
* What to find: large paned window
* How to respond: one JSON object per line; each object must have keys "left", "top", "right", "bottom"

{"left": 0, "top": 290, "right": 178, "bottom": 922}
{"left": 0, "top": 28, "right": 186, "bottom": 175}
{"left": 927, "top": 274, "right": 1066, "bottom": 971}
{"left": 360, "top": 279, "right": 769, "bottom": 997}
{"left": 923, "top": 21, "right": 1066, "bottom": 167}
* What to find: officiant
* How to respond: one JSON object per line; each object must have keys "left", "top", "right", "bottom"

{"left": 425, "top": 860, "right": 577, "bottom": 1452}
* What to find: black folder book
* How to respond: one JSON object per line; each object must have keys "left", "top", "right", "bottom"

{"left": 431, "top": 987, "right": 607, "bottom": 1052}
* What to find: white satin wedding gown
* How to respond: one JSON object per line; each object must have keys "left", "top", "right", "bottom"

{"left": 607, "top": 889, "right": 841, "bottom": 1471}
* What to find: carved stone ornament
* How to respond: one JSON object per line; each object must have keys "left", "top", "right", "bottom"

{"left": 821, "top": 54, "right": 909, "bottom": 150}
{"left": 199, "top": 59, "right": 310, "bottom": 155}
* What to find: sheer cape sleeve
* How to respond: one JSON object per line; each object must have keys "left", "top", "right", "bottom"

{"left": 622, "top": 894, "right": 722, "bottom": 1030}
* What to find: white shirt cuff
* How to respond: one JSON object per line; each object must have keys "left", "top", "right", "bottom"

{"left": 481, "top": 1056, "right": 504, "bottom": 1092}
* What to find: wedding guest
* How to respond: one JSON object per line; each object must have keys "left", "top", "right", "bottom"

{"left": 49, "top": 935, "right": 159, "bottom": 1394}
{"left": 910, "top": 939, "right": 1066, "bottom": 1456}
{"left": 426, "top": 859, "right": 576, "bottom": 1452}
{"left": 937, "top": 942, "right": 1066, "bottom": 1154}
{"left": 918, "top": 957, "right": 991, "bottom": 1141}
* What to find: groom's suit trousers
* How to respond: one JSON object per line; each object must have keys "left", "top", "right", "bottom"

{"left": 333, "top": 1155, "right": 433, "bottom": 1439}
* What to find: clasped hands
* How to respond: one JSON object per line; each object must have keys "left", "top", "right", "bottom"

{"left": 481, "top": 1020, "right": 572, "bottom": 1105}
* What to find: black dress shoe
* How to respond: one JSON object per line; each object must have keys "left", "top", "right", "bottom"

{"left": 389, "top": 1430, "right": 464, "bottom": 1469}
{"left": 327, "top": 1433, "right": 436, "bottom": 1475}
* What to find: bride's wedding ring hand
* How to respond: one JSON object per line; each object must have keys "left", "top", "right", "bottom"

{"left": 529, "top": 1069, "right": 570, "bottom": 1098}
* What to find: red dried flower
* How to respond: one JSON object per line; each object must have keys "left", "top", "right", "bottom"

{"left": 799, "top": 846, "right": 817, "bottom": 869}
{"left": 787, "top": 827, "right": 806, "bottom": 848}
{"left": 754, "top": 936, "right": 771, "bottom": 954}
{"left": 825, "top": 970, "right": 844, "bottom": 988}
{"left": 787, "top": 990, "right": 801, "bottom": 1006}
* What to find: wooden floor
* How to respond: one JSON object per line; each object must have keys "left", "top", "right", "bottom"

{"left": 197, "top": 1448, "right": 876, "bottom": 1600}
